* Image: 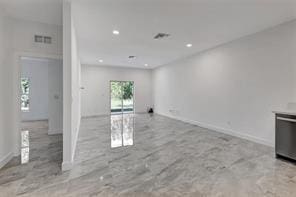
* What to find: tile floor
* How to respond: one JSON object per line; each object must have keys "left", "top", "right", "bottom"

{"left": 1, "top": 114, "right": 296, "bottom": 196}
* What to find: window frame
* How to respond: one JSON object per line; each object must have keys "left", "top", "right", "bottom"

{"left": 21, "top": 77, "right": 30, "bottom": 112}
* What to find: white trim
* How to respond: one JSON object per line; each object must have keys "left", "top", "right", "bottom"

{"left": 0, "top": 152, "right": 13, "bottom": 169}
{"left": 82, "top": 111, "right": 148, "bottom": 118}
{"left": 62, "top": 161, "right": 73, "bottom": 171}
{"left": 48, "top": 130, "right": 63, "bottom": 135}
{"left": 16, "top": 51, "right": 62, "bottom": 61}
{"left": 156, "top": 111, "right": 274, "bottom": 147}
{"left": 61, "top": 119, "right": 80, "bottom": 172}
{"left": 82, "top": 113, "right": 109, "bottom": 118}
{"left": 13, "top": 150, "right": 20, "bottom": 157}
{"left": 61, "top": 124, "right": 79, "bottom": 171}
{"left": 22, "top": 119, "right": 48, "bottom": 122}
{"left": 71, "top": 124, "right": 80, "bottom": 162}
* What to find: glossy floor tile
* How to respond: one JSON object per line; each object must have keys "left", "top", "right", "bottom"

{"left": 0, "top": 120, "right": 62, "bottom": 197}
{"left": 111, "top": 114, "right": 134, "bottom": 148}
{"left": 1, "top": 114, "right": 296, "bottom": 196}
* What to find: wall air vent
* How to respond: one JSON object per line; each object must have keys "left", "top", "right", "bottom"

{"left": 44, "top": 36, "right": 52, "bottom": 44}
{"left": 154, "top": 33, "right": 170, "bottom": 39}
{"left": 128, "top": 55, "right": 136, "bottom": 59}
{"left": 34, "top": 35, "right": 52, "bottom": 44}
{"left": 34, "top": 35, "right": 43, "bottom": 43}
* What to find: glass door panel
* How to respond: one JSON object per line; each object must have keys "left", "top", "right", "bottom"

{"left": 110, "top": 81, "right": 123, "bottom": 114}
{"left": 122, "top": 81, "right": 134, "bottom": 113}
{"left": 110, "top": 81, "right": 134, "bottom": 114}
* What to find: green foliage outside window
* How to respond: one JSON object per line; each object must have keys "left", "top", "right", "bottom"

{"left": 111, "top": 81, "right": 134, "bottom": 113}
{"left": 21, "top": 78, "right": 30, "bottom": 111}
{"left": 111, "top": 81, "right": 133, "bottom": 100}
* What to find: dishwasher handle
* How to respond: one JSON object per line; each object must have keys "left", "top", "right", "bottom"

{"left": 277, "top": 117, "right": 296, "bottom": 123}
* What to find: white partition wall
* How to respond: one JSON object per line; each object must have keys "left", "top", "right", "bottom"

{"left": 62, "top": 0, "right": 81, "bottom": 171}
{"left": 48, "top": 59, "right": 63, "bottom": 135}
{"left": 0, "top": 8, "right": 13, "bottom": 169}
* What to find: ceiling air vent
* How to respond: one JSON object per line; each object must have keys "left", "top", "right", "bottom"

{"left": 34, "top": 35, "right": 52, "bottom": 44}
{"left": 154, "top": 33, "right": 170, "bottom": 40}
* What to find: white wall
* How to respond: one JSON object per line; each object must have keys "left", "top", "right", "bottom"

{"left": 71, "top": 10, "right": 81, "bottom": 165}
{"left": 81, "top": 65, "right": 153, "bottom": 116}
{"left": 294, "top": 59, "right": 296, "bottom": 101}
{"left": 21, "top": 58, "right": 49, "bottom": 121}
{"left": 62, "top": 1, "right": 81, "bottom": 171}
{"left": 0, "top": 15, "right": 63, "bottom": 169}
{"left": 63, "top": 0, "right": 72, "bottom": 170}
{"left": 0, "top": 9, "right": 14, "bottom": 169}
{"left": 11, "top": 18, "right": 63, "bottom": 157}
{"left": 9, "top": 17, "right": 62, "bottom": 56}
{"left": 48, "top": 59, "right": 63, "bottom": 135}
{"left": 153, "top": 20, "right": 296, "bottom": 147}
{"left": 21, "top": 57, "right": 63, "bottom": 129}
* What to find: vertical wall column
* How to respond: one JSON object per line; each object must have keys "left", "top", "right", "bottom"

{"left": 0, "top": 8, "right": 13, "bottom": 168}
{"left": 62, "top": 0, "right": 73, "bottom": 171}
{"left": 62, "top": 0, "right": 82, "bottom": 171}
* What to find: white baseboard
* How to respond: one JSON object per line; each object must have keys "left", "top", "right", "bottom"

{"left": 22, "top": 118, "right": 48, "bottom": 122}
{"left": 13, "top": 146, "right": 20, "bottom": 157}
{"left": 48, "top": 129, "right": 63, "bottom": 135}
{"left": 82, "top": 112, "right": 148, "bottom": 119}
{"left": 0, "top": 152, "right": 13, "bottom": 169}
{"left": 156, "top": 112, "right": 274, "bottom": 147}
{"left": 62, "top": 118, "right": 81, "bottom": 172}
{"left": 82, "top": 114, "right": 108, "bottom": 118}
{"left": 62, "top": 161, "right": 73, "bottom": 171}
{"left": 72, "top": 125, "right": 80, "bottom": 162}
{"left": 61, "top": 132, "right": 79, "bottom": 172}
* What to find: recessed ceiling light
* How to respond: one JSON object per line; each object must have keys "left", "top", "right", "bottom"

{"left": 144, "top": 64, "right": 148, "bottom": 67}
{"left": 99, "top": 59, "right": 103, "bottom": 63}
{"left": 186, "top": 43, "right": 193, "bottom": 48}
{"left": 112, "top": 30, "right": 120, "bottom": 35}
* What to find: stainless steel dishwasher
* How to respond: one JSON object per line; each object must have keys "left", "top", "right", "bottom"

{"left": 275, "top": 113, "right": 296, "bottom": 160}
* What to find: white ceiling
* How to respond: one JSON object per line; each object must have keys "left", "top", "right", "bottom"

{"left": 0, "top": 0, "right": 62, "bottom": 25}
{"left": 73, "top": 0, "right": 296, "bottom": 69}
{"left": 1, "top": 0, "right": 295, "bottom": 68}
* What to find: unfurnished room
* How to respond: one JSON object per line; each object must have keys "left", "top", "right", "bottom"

{"left": 0, "top": 0, "right": 296, "bottom": 196}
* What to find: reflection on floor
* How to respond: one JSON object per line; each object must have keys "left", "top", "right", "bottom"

{"left": 111, "top": 114, "right": 134, "bottom": 148}
{"left": 0, "top": 120, "right": 62, "bottom": 196}
{"left": 1, "top": 114, "right": 296, "bottom": 196}
{"left": 21, "top": 130, "right": 30, "bottom": 164}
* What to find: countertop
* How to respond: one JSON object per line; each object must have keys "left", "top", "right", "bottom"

{"left": 272, "top": 109, "right": 296, "bottom": 116}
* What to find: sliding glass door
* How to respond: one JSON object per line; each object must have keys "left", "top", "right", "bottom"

{"left": 110, "top": 81, "right": 134, "bottom": 114}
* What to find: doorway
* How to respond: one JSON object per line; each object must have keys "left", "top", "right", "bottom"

{"left": 110, "top": 81, "right": 134, "bottom": 114}
{"left": 19, "top": 56, "right": 63, "bottom": 165}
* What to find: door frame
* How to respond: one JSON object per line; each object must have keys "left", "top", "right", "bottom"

{"left": 14, "top": 51, "right": 62, "bottom": 157}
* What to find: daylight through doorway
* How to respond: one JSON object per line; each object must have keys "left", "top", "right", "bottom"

{"left": 110, "top": 81, "right": 134, "bottom": 114}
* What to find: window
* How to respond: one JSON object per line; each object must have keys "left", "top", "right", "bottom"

{"left": 21, "top": 78, "right": 30, "bottom": 111}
